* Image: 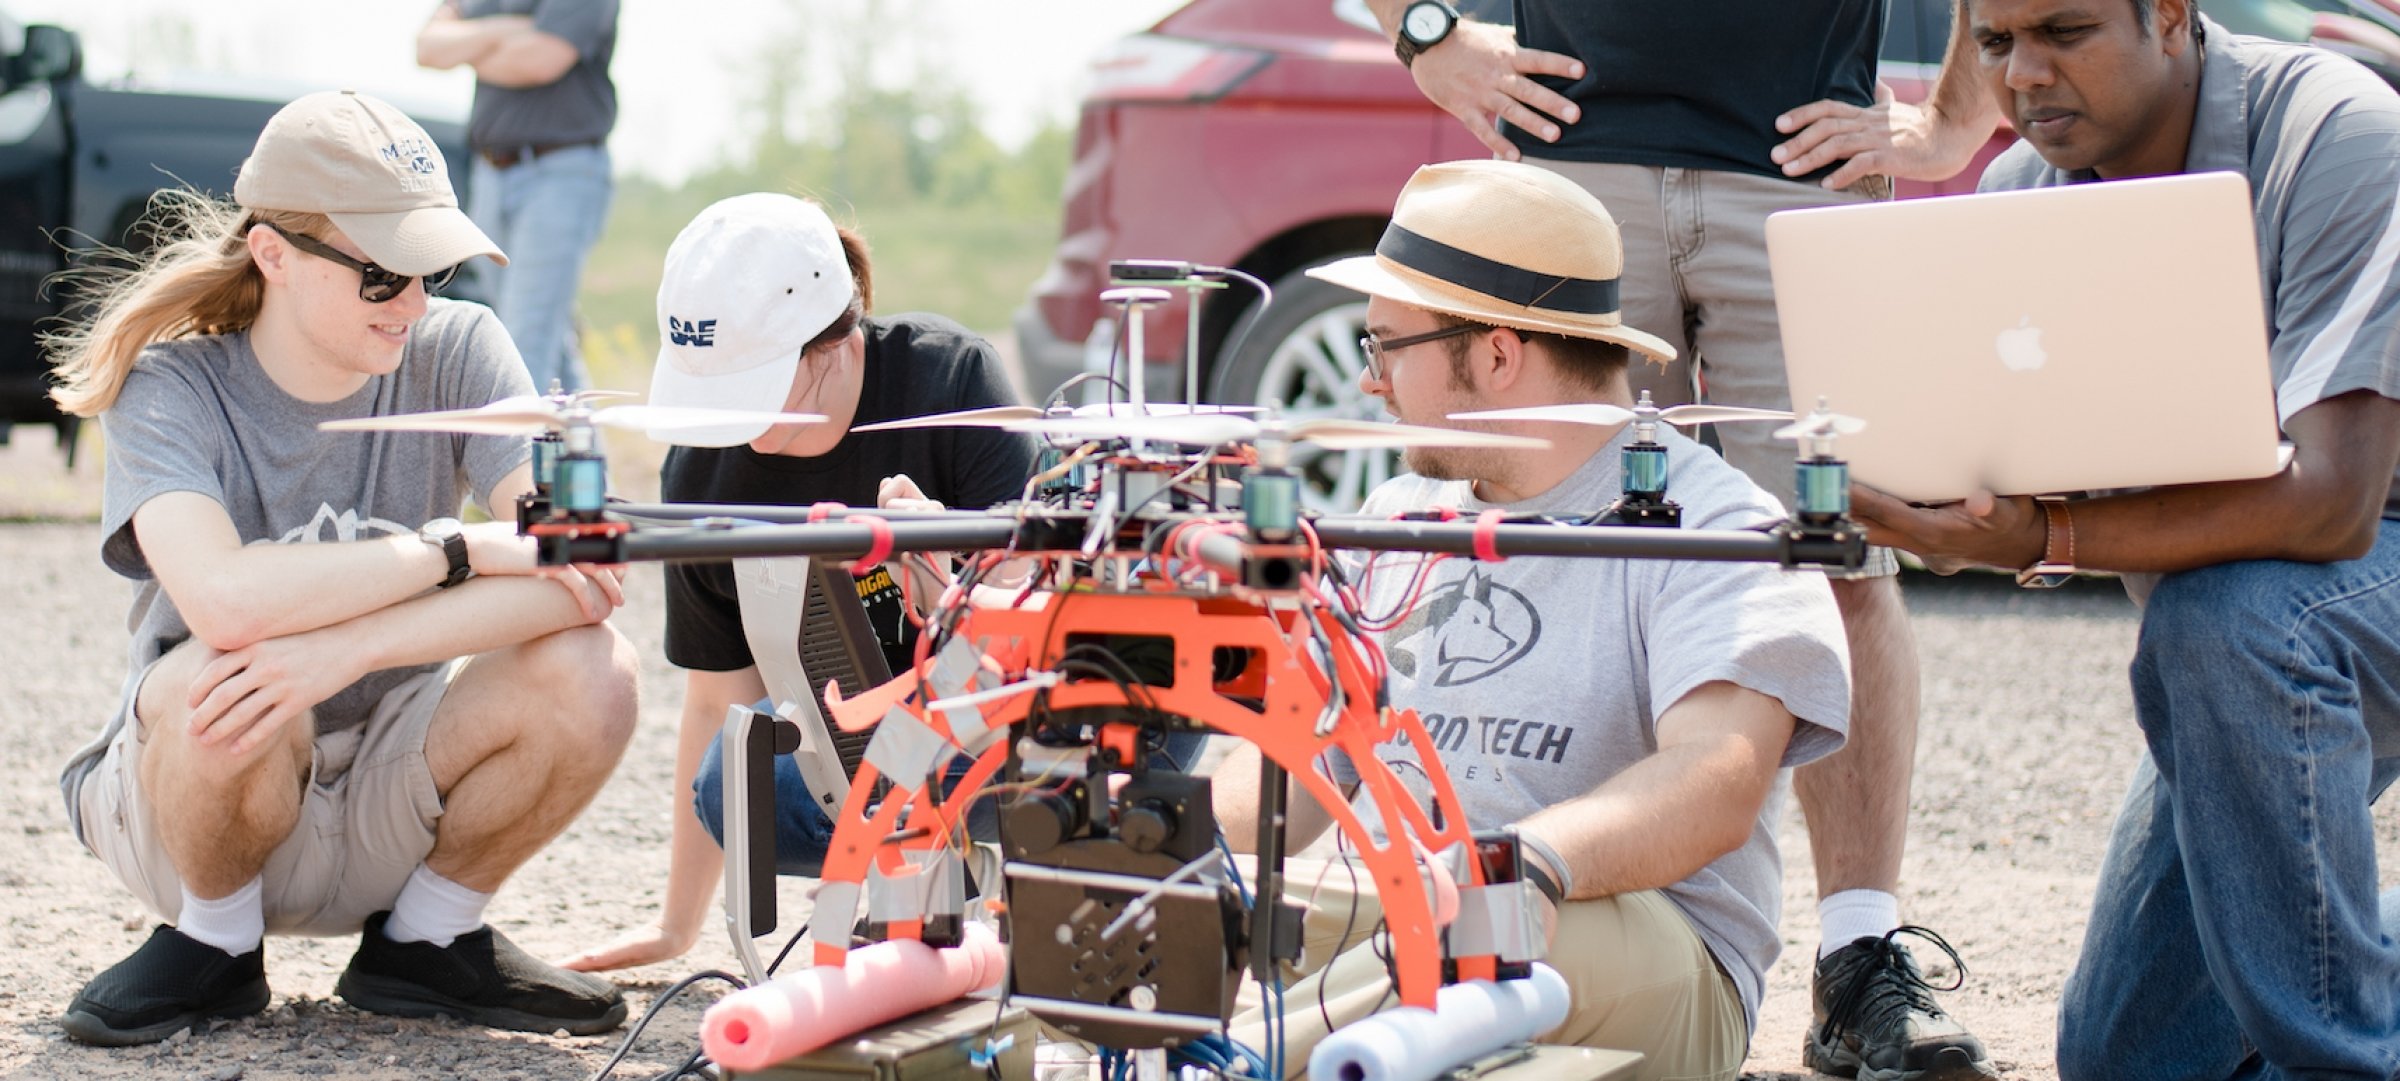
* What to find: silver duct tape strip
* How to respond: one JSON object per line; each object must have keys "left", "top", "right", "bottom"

{"left": 867, "top": 848, "right": 968, "bottom": 922}
{"left": 865, "top": 705, "right": 955, "bottom": 787}
{"left": 810, "top": 879, "right": 864, "bottom": 951}
{"left": 1451, "top": 881, "right": 1541, "bottom": 963}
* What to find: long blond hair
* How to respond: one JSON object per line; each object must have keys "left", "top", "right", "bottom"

{"left": 44, "top": 189, "right": 330, "bottom": 417}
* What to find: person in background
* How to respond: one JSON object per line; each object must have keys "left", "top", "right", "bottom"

{"left": 417, "top": 0, "right": 618, "bottom": 394}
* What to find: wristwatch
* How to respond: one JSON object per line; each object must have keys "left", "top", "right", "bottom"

{"left": 2015, "top": 498, "right": 2076, "bottom": 589}
{"left": 418, "top": 516, "right": 472, "bottom": 589}
{"left": 1393, "top": 0, "right": 1461, "bottom": 68}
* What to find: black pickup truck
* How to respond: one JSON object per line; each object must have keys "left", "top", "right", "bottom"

{"left": 0, "top": 12, "right": 476, "bottom": 461}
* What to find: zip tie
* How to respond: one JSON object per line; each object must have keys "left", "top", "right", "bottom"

{"left": 1473, "top": 508, "right": 1507, "bottom": 563}
{"left": 807, "top": 501, "right": 846, "bottom": 523}
{"left": 845, "top": 513, "right": 894, "bottom": 570}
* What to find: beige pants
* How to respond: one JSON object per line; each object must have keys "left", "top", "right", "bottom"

{"left": 1229, "top": 857, "right": 1747, "bottom": 1081}
{"left": 1532, "top": 158, "right": 1899, "bottom": 579}
{"left": 74, "top": 659, "right": 460, "bottom": 937}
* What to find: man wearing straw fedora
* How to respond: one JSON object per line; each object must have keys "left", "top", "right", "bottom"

{"left": 46, "top": 90, "right": 634, "bottom": 1046}
{"left": 1213, "top": 158, "right": 1853, "bottom": 1081}
{"left": 1362, "top": 3, "right": 2005, "bottom": 1077}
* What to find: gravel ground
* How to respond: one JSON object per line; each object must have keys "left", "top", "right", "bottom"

{"left": 1, "top": 456, "right": 2393, "bottom": 1079}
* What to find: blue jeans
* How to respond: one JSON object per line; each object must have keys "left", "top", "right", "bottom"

{"left": 691, "top": 706, "right": 1209, "bottom": 877}
{"left": 467, "top": 143, "right": 612, "bottom": 394}
{"left": 2057, "top": 521, "right": 2400, "bottom": 1081}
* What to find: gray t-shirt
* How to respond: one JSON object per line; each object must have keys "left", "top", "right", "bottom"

{"left": 1336, "top": 425, "right": 1851, "bottom": 1034}
{"left": 60, "top": 299, "right": 532, "bottom": 837}
{"left": 1980, "top": 16, "right": 2400, "bottom": 529}
{"left": 460, "top": 0, "right": 619, "bottom": 151}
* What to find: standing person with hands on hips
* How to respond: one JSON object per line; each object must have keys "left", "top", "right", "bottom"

{"left": 1364, "top": 2, "right": 2006, "bottom": 1077}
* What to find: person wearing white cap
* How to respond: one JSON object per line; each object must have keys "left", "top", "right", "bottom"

{"left": 557, "top": 192, "right": 1053, "bottom": 972}
{"left": 47, "top": 89, "right": 634, "bottom": 1045}
{"left": 1210, "top": 159, "right": 1851, "bottom": 1081}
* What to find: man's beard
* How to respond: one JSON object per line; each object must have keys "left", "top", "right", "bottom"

{"left": 1403, "top": 445, "right": 1502, "bottom": 484}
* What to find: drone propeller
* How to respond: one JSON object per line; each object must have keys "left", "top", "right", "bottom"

{"left": 1772, "top": 410, "right": 1869, "bottom": 442}
{"left": 1003, "top": 411, "right": 1548, "bottom": 451}
{"left": 319, "top": 399, "right": 827, "bottom": 438}
{"left": 849, "top": 401, "right": 1260, "bottom": 434}
{"left": 1447, "top": 402, "right": 1793, "bottom": 428}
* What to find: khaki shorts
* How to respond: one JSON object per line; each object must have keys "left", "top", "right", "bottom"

{"left": 1229, "top": 857, "right": 1747, "bottom": 1081}
{"left": 75, "top": 659, "right": 460, "bottom": 937}
{"left": 1530, "top": 157, "right": 1900, "bottom": 581}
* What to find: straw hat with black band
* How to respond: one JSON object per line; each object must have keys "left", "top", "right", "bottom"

{"left": 1307, "top": 159, "right": 1676, "bottom": 365}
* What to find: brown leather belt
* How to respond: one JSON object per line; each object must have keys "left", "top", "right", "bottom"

{"left": 477, "top": 141, "right": 598, "bottom": 169}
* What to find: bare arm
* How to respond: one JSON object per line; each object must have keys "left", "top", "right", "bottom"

{"left": 1771, "top": 0, "right": 2001, "bottom": 188}
{"left": 1210, "top": 740, "right": 1349, "bottom": 855}
{"left": 1516, "top": 680, "right": 1794, "bottom": 899}
{"left": 471, "top": 29, "right": 580, "bottom": 88}
{"left": 564, "top": 666, "right": 765, "bottom": 971}
{"left": 135, "top": 462, "right": 597, "bottom": 651}
{"left": 1366, "top": 0, "right": 1585, "bottom": 161}
{"left": 181, "top": 560, "right": 620, "bottom": 753}
{"left": 1853, "top": 391, "right": 2400, "bottom": 575}
{"left": 416, "top": 2, "right": 532, "bottom": 70}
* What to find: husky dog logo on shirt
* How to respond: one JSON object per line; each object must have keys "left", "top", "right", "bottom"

{"left": 1385, "top": 566, "right": 1542, "bottom": 687}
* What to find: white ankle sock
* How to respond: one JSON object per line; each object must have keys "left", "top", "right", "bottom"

{"left": 177, "top": 877, "right": 264, "bottom": 957}
{"left": 382, "top": 864, "right": 491, "bottom": 948}
{"left": 1818, "top": 888, "right": 1901, "bottom": 959}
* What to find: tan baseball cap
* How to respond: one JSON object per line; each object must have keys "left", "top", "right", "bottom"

{"left": 234, "top": 90, "right": 504, "bottom": 276}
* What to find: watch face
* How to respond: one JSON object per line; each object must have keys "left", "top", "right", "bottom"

{"left": 1403, "top": 2, "right": 1449, "bottom": 43}
{"left": 423, "top": 517, "right": 463, "bottom": 540}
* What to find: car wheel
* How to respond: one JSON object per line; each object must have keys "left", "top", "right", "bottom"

{"left": 1210, "top": 261, "right": 1397, "bottom": 513}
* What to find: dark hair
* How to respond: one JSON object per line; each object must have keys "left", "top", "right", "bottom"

{"left": 803, "top": 224, "right": 874, "bottom": 353}
{"left": 1431, "top": 313, "right": 1631, "bottom": 394}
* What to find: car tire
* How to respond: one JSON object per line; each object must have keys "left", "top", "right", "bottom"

{"left": 1209, "top": 259, "right": 1397, "bottom": 513}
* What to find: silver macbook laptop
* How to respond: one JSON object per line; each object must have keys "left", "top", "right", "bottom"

{"left": 1766, "top": 171, "right": 2284, "bottom": 503}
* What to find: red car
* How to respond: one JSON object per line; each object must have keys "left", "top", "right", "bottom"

{"left": 1017, "top": 0, "right": 2394, "bottom": 509}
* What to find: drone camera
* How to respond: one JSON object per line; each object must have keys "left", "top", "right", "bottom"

{"left": 1108, "top": 258, "right": 1198, "bottom": 283}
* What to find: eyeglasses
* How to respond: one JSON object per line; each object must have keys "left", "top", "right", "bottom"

{"left": 1358, "top": 322, "right": 1479, "bottom": 381}
{"left": 263, "top": 223, "right": 457, "bottom": 303}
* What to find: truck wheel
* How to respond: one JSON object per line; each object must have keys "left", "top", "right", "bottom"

{"left": 1209, "top": 260, "right": 1396, "bottom": 513}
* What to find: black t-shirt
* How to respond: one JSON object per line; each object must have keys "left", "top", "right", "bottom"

{"left": 1505, "top": 1, "right": 1882, "bottom": 180}
{"left": 661, "top": 314, "right": 1039, "bottom": 674}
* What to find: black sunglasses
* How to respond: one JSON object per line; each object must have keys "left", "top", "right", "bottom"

{"left": 263, "top": 223, "right": 457, "bottom": 303}
{"left": 1358, "top": 322, "right": 1479, "bottom": 381}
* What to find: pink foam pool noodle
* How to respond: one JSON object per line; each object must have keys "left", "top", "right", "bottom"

{"left": 701, "top": 923, "right": 1004, "bottom": 1071}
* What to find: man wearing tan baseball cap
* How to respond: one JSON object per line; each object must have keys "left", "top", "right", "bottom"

{"left": 48, "top": 90, "right": 634, "bottom": 1045}
{"left": 1217, "top": 160, "right": 1851, "bottom": 1081}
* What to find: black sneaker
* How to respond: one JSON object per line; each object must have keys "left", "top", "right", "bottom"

{"left": 61, "top": 925, "right": 271, "bottom": 1046}
{"left": 1803, "top": 926, "right": 1996, "bottom": 1081}
{"left": 335, "top": 911, "right": 625, "bottom": 1036}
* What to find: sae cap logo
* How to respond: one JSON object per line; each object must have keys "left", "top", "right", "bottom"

{"left": 669, "top": 316, "right": 718, "bottom": 348}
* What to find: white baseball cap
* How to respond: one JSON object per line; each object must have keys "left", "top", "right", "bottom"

{"left": 648, "top": 193, "right": 855, "bottom": 446}
{"left": 234, "top": 90, "right": 504, "bottom": 276}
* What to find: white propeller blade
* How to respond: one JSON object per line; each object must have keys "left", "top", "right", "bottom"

{"left": 1001, "top": 411, "right": 1548, "bottom": 451}
{"left": 1288, "top": 418, "right": 1549, "bottom": 451}
{"left": 850, "top": 405, "right": 1046, "bottom": 433}
{"left": 320, "top": 400, "right": 824, "bottom": 438}
{"left": 1449, "top": 403, "right": 1793, "bottom": 427}
{"left": 1773, "top": 412, "right": 1869, "bottom": 441}
{"left": 850, "top": 401, "right": 1259, "bottom": 434}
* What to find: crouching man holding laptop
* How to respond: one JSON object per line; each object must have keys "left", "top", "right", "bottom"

{"left": 1852, "top": 1, "right": 2400, "bottom": 1077}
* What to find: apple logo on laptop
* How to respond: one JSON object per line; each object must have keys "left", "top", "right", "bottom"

{"left": 1996, "top": 316, "right": 2047, "bottom": 372}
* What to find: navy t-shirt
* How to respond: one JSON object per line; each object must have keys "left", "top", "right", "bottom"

{"left": 1505, "top": 0, "right": 1883, "bottom": 180}
{"left": 661, "top": 314, "right": 1038, "bottom": 675}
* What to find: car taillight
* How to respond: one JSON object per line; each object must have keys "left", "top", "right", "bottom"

{"left": 1084, "top": 34, "right": 1271, "bottom": 104}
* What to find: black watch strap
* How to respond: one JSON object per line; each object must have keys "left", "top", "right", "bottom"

{"left": 435, "top": 531, "right": 470, "bottom": 589}
{"left": 1393, "top": 0, "right": 1460, "bottom": 68}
